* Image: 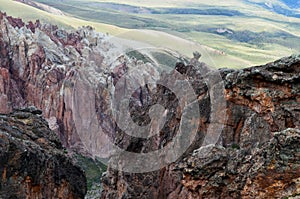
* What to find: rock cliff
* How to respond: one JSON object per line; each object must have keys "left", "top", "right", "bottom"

{"left": 0, "top": 107, "right": 87, "bottom": 198}
{"left": 0, "top": 12, "right": 110, "bottom": 151}
{"left": 0, "top": 12, "right": 299, "bottom": 198}
{"left": 101, "top": 55, "right": 300, "bottom": 199}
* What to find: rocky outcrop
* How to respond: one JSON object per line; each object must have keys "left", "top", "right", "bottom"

{"left": 0, "top": 107, "right": 87, "bottom": 198}
{"left": 0, "top": 11, "right": 185, "bottom": 154}
{"left": 0, "top": 12, "right": 109, "bottom": 151}
{"left": 0, "top": 12, "right": 299, "bottom": 198}
{"left": 101, "top": 56, "right": 300, "bottom": 198}
{"left": 178, "top": 128, "right": 300, "bottom": 198}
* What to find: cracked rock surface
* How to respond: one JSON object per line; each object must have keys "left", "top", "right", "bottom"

{"left": 0, "top": 107, "right": 87, "bottom": 199}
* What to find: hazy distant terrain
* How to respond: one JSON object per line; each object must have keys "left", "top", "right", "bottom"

{"left": 1, "top": 0, "right": 300, "bottom": 68}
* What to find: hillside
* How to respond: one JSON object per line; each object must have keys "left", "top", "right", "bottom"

{"left": 0, "top": 0, "right": 250, "bottom": 68}
{"left": 1, "top": 0, "right": 300, "bottom": 68}
{"left": 25, "top": 0, "right": 300, "bottom": 65}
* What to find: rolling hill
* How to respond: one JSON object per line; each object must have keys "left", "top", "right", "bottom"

{"left": 1, "top": 0, "right": 300, "bottom": 68}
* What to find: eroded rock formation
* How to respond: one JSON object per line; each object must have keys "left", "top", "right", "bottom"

{"left": 0, "top": 12, "right": 110, "bottom": 151}
{"left": 101, "top": 57, "right": 300, "bottom": 198}
{"left": 0, "top": 107, "right": 87, "bottom": 198}
{"left": 0, "top": 12, "right": 299, "bottom": 198}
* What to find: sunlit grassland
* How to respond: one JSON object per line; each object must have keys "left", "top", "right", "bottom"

{"left": 1, "top": 0, "right": 253, "bottom": 68}
{"left": 2, "top": 0, "right": 300, "bottom": 68}
{"left": 117, "top": 29, "right": 252, "bottom": 68}
{"left": 186, "top": 31, "right": 297, "bottom": 65}
{"left": 32, "top": 0, "right": 300, "bottom": 66}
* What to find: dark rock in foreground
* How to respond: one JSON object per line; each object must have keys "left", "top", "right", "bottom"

{"left": 0, "top": 108, "right": 87, "bottom": 199}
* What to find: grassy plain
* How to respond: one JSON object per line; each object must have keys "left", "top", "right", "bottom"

{"left": 1, "top": 0, "right": 300, "bottom": 68}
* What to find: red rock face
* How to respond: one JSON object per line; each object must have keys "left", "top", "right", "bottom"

{"left": 99, "top": 58, "right": 300, "bottom": 198}
{"left": 0, "top": 12, "right": 300, "bottom": 198}
{"left": 25, "top": 20, "right": 41, "bottom": 33}
{"left": 6, "top": 16, "right": 25, "bottom": 29}
{"left": 0, "top": 13, "right": 103, "bottom": 150}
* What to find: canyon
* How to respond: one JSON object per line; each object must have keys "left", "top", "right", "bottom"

{"left": 0, "top": 12, "right": 299, "bottom": 198}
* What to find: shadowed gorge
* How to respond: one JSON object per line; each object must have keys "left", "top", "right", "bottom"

{"left": 0, "top": 5, "right": 299, "bottom": 199}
